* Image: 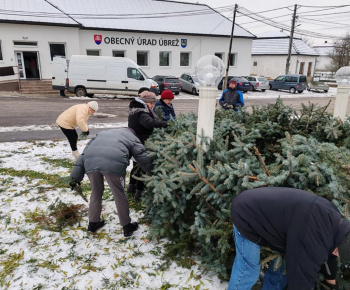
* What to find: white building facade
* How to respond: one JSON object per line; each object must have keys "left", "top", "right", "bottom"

{"left": 0, "top": 0, "right": 255, "bottom": 91}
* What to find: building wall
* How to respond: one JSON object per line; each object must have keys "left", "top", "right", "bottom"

{"left": 251, "top": 55, "right": 317, "bottom": 79}
{"left": 315, "top": 56, "right": 332, "bottom": 72}
{"left": 0, "top": 23, "right": 80, "bottom": 80}
{"left": 78, "top": 30, "right": 252, "bottom": 78}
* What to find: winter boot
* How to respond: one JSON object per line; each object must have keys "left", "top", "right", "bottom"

{"left": 123, "top": 222, "right": 139, "bottom": 237}
{"left": 126, "top": 183, "right": 136, "bottom": 194}
{"left": 72, "top": 150, "right": 80, "bottom": 160}
{"left": 87, "top": 220, "right": 105, "bottom": 233}
{"left": 134, "top": 189, "right": 142, "bottom": 201}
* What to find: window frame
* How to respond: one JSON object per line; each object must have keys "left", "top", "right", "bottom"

{"left": 137, "top": 51, "right": 149, "bottom": 67}
{"left": 49, "top": 43, "right": 66, "bottom": 61}
{"left": 159, "top": 51, "right": 171, "bottom": 67}
{"left": 113, "top": 50, "right": 125, "bottom": 57}
{"left": 229, "top": 53, "right": 237, "bottom": 67}
{"left": 180, "top": 52, "right": 190, "bottom": 67}
{"left": 86, "top": 49, "right": 100, "bottom": 56}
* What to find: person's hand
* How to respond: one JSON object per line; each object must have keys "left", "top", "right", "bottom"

{"left": 222, "top": 103, "right": 228, "bottom": 108}
{"left": 69, "top": 178, "right": 81, "bottom": 190}
{"left": 228, "top": 105, "right": 234, "bottom": 109}
{"left": 320, "top": 280, "right": 339, "bottom": 290}
{"left": 79, "top": 131, "right": 89, "bottom": 139}
{"left": 161, "top": 121, "right": 168, "bottom": 128}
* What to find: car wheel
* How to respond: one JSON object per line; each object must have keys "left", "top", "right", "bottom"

{"left": 262, "top": 89, "right": 266, "bottom": 92}
{"left": 289, "top": 87, "right": 296, "bottom": 94}
{"left": 192, "top": 88, "right": 197, "bottom": 95}
{"left": 298, "top": 91, "right": 303, "bottom": 94}
{"left": 75, "top": 87, "right": 87, "bottom": 97}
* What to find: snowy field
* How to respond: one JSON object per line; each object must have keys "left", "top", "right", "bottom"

{"left": 0, "top": 139, "right": 227, "bottom": 289}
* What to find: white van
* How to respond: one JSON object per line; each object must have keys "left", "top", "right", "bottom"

{"left": 52, "top": 55, "right": 159, "bottom": 97}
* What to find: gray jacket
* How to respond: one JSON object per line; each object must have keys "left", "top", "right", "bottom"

{"left": 70, "top": 128, "right": 153, "bottom": 182}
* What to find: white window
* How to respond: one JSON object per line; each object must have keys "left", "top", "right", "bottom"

{"left": 180, "top": 52, "right": 190, "bottom": 66}
{"left": 229, "top": 53, "right": 237, "bottom": 66}
{"left": 159, "top": 51, "right": 170, "bottom": 66}
{"left": 113, "top": 50, "right": 125, "bottom": 57}
{"left": 0, "top": 41, "right": 3, "bottom": 60}
{"left": 49, "top": 43, "right": 66, "bottom": 60}
{"left": 86, "top": 50, "right": 100, "bottom": 56}
{"left": 137, "top": 51, "right": 149, "bottom": 66}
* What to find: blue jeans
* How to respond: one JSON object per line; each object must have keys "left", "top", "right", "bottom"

{"left": 228, "top": 227, "right": 288, "bottom": 290}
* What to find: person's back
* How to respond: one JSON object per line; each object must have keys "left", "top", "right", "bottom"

{"left": 231, "top": 187, "right": 350, "bottom": 289}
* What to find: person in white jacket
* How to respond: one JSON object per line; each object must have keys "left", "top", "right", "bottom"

{"left": 56, "top": 101, "right": 98, "bottom": 160}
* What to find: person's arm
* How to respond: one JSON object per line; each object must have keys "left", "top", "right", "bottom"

{"left": 138, "top": 112, "right": 168, "bottom": 129}
{"left": 219, "top": 89, "right": 227, "bottom": 106}
{"left": 130, "top": 140, "right": 153, "bottom": 174}
{"left": 70, "top": 154, "right": 85, "bottom": 183}
{"left": 238, "top": 91, "right": 245, "bottom": 107}
{"left": 76, "top": 106, "right": 89, "bottom": 132}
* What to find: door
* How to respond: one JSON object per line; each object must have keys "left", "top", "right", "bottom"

{"left": 23, "top": 51, "right": 40, "bottom": 79}
{"left": 126, "top": 67, "right": 146, "bottom": 95}
{"left": 52, "top": 57, "right": 67, "bottom": 90}
{"left": 273, "top": 76, "right": 284, "bottom": 89}
{"left": 106, "top": 61, "right": 126, "bottom": 93}
{"left": 15, "top": 52, "right": 26, "bottom": 79}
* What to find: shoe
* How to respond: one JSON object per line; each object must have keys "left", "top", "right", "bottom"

{"left": 72, "top": 150, "right": 80, "bottom": 160}
{"left": 134, "top": 189, "right": 142, "bottom": 201}
{"left": 87, "top": 220, "right": 105, "bottom": 232}
{"left": 127, "top": 183, "right": 136, "bottom": 194}
{"left": 123, "top": 222, "right": 139, "bottom": 237}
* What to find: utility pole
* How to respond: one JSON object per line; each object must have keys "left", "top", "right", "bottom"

{"left": 285, "top": 4, "right": 297, "bottom": 74}
{"left": 223, "top": 4, "right": 238, "bottom": 90}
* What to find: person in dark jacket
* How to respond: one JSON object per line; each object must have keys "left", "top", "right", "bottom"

{"left": 219, "top": 80, "right": 244, "bottom": 111}
{"left": 127, "top": 91, "right": 168, "bottom": 200}
{"left": 69, "top": 128, "right": 153, "bottom": 237}
{"left": 229, "top": 187, "right": 350, "bottom": 290}
{"left": 154, "top": 89, "right": 176, "bottom": 121}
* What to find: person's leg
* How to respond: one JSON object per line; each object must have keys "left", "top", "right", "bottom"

{"left": 87, "top": 172, "right": 104, "bottom": 222}
{"left": 228, "top": 227, "right": 261, "bottom": 290}
{"left": 127, "top": 161, "right": 137, "bottom": 193}
{"left": 103, "top": 173, "right": 131, "bottom": 226}
{"left": 262, "top": 257, "right": 288, "bottom": 290}
{"left": 59, "top": 126, "right": 79, "bottom": 159}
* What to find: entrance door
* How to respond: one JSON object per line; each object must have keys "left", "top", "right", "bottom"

{"left": 15, "top": 51, "right": 40, "bottom": 79}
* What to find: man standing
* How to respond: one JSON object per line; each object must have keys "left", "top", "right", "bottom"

{"left": 229, "top": 187, "right": 350, "bottom": 290}
{"left": 219, "top": 80, "right": 244, "bottom": 111}
{"left": 69, "top": 128, "right": 153, "bottom": 237}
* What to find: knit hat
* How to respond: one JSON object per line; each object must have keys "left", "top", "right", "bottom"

{"left": 87, "top": 101, "right": 98, "bottom": 111}
{"left": 339, "top": 231, "right": 350, "bottom": 264}
{"left": 229, "top": 80, "right": 237, "bottom": 85}
{"left": 140, "top": 91, "right": 157, "bottom": 103}
{"left": 161, "top": 90, "right": 174, "bottom": 100}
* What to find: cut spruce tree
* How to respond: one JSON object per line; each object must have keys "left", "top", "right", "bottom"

{"left": 136, "top": 98, "right": 350, "bottom": 289}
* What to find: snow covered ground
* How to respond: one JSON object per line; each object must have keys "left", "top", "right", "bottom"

{"left": 0, "top": 139, "right": 227, "bottom": 289}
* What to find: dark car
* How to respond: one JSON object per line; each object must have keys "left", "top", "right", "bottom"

{"left": 152, "top": 75, "right": 181, "bottom": 94}
{"left": 217, "top": 76, "right": 253, "bottom": 92}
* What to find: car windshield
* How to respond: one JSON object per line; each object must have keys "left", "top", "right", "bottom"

{"left": 239, "top": 77, "right": 249, "bottom": 82}
{"left": 258, "top": 77, "right": 267, "bottom": 82}
{"left": 192, "top": 76, "right": 199, "bottom": 83}
{"left": 139, "top": 68, "right": 149, "bottom": 79}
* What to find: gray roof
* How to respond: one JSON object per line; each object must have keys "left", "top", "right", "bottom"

{"left": 252, "top": 31, "right": 319, "bottom": 56}
{"left": 0, "top": 0, "right": 255, "bottom": 38}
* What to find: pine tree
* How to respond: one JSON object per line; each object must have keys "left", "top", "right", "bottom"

{"left": 137, "top": 99, "right": 350, "bottom": 288}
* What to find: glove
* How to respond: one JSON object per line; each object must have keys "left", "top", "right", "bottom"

{"left": 228, "top": 105, "right": 234, "bottom": 109}
{"left": 222, "top": 103, "right": 228, "bottom": 109}
{"left": 79, "top": 131, "right": 89, "bottom": 139}
{"left": 69, "top": 178, "right": 81, "bottom": 190}
{"left": 160, "top": 121, "right": 168, "bottom": 128}
{"left": 320, "top": 281, "right": 339, "bottom": 290}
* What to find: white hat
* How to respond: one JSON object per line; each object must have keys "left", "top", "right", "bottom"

{"left": 87, "top": 101, "right": 98, "bottom": 111}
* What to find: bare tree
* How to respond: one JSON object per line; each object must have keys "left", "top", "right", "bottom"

{"left": 327, "top": 32, "right": 350, "bottom": 72}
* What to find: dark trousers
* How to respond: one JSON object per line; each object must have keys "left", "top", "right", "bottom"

{"left": 87, "top": 172, "right": 131, "bottom": 226}
{"left": 59, "top": 126, "right": 78, "bottom": 151}
{"left": 129, "top": 161, "right": 144, "bottom": 190}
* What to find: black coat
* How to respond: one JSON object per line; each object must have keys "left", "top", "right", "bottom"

{"left": 128, "top": 98, "right": 167, "bottom": 144}
{"left": 231, "top": 187, "right": 350, "bottom": 290}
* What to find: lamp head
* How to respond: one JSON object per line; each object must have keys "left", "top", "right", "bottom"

{"left": 195, "top": 55, "right": 225, "bottom": 87}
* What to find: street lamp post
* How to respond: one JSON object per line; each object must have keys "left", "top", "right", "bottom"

{"left": 195, "top": 55, "right": 225, "bottom": 150}
{"left": 333, "top": 66, "right": 350, "bottom": 122}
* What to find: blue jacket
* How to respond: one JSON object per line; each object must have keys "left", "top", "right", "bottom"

{"left": 154, "top": 99, "right": 176, "bottom": 121}
{"left": 219, "top": 88, "right": 244, "bottom": 111}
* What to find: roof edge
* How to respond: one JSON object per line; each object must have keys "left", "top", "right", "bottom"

{"left": 0, "top": 19, "right": 81, "bottom": 28}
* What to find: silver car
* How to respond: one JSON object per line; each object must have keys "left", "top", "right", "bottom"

{"left": 246, "top": 76, "right": 269, "bottom": 92}
{"left": 307, "top": 81, "right": 329, "bottom": 93}
{"left": 179, "top": 73, "right": 200, "bottom": 95}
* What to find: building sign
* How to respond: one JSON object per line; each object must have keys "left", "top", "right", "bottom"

{"left": 95, "top": 35, "right": 187, "bottom": 47}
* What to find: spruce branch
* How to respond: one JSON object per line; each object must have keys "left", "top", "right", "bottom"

{"left": 253, "top": 146, "right": 271, "bottom": 176}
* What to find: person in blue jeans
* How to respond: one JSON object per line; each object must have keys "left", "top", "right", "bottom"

{"left": 229, "top": 187, "right": 350, "bottom": 290}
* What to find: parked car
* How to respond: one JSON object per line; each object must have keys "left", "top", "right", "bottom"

{"left": 246, "top": 76, "right": 269, "bottom": 92}
{"left": 152, "top": 75, "right": 181, "bottom": 94}
{"left": 307, "top": 81, "right": 329, "bottom": 93}
{"left": 217, "top": 76, "right": 253, "bottom": 92}
{"left": 179, "top": 73, "right": 200, "bottom": 95}
{"left": 269, "top": 74, "right": 306, "bottom": 94}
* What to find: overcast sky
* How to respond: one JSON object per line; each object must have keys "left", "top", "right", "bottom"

{"left": 172, "top": 0, "right": 350, "bottom": 45}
